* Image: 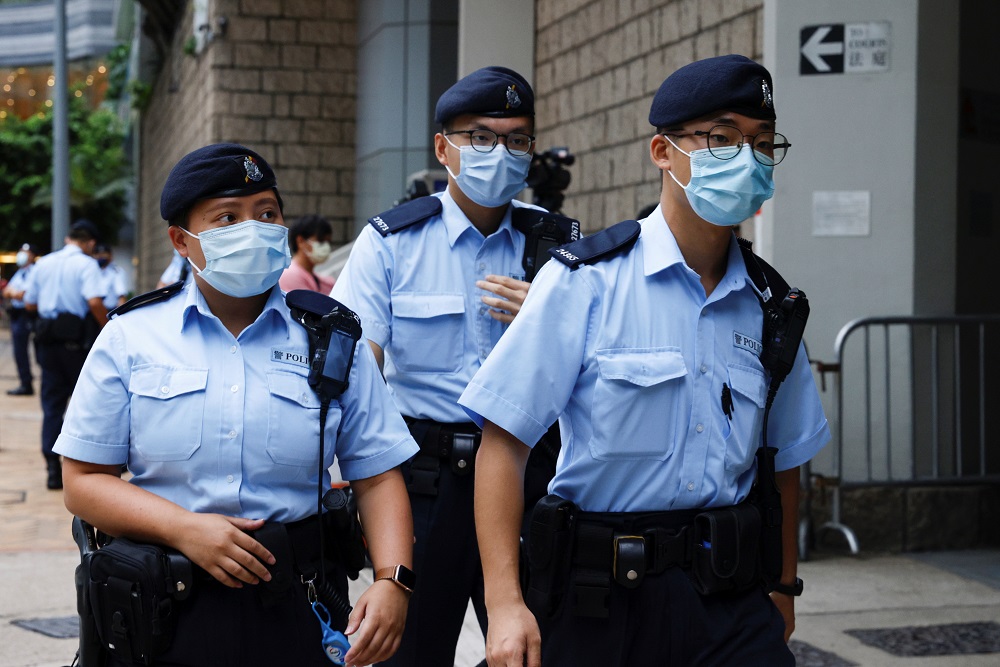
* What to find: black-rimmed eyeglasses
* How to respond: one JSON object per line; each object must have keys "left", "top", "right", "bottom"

{"left": 665, "top": 125, "right": 791, "bottom": 165}
{"left": 445, "top": 129, "right": 536, "bottom": 157}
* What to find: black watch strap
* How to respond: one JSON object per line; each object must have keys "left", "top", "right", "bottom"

{"left": 375, "top": 565, "right": 416, "bottom": 594}
{"left": 770, "top": 577, "right": 804, "bottom": 596}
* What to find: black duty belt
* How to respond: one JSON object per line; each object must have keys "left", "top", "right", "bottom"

{"left": 403, "top": 418, "right": 481, "bottom": 495}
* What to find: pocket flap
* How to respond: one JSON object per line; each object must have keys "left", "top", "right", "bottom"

{"left": 129, "top": 366, "right": 208, "bottom": 399}
{"left": 596, "top": 348, "right": 687, "bottom": 387}
{"left": 393, "top": 293, "right": 465, "bottom": 319}
{"left": 267, "top": 371, "right": 321, "bottom": 408}
{"left": 728, "top": 364, "right": 767, "bottom": 408}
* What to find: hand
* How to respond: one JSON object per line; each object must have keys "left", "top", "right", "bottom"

{"left": 173, "top": 514, "right": 274, "bottom": 588}
{"left": 476, "top": 275, "right": 530, "bottom": 324}
{"left": 343, "top": 579, "right": 410, "bottom": 666}
{"left": 485, "top": 600, "right": 541, "bottom": 667}
{"left": 770, "top": 591, "right": 795, "bottom": 642}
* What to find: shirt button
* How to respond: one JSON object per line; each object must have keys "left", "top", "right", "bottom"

{"left": 687, "top": 482, "right": 695, "bottom": 491}
{"left": 700, "top": 364, "right": 708, "bottom": 374}
{"left": 160, "top": 386, "right": 169, "bottom": 394}
{"left": 231, "top": 385, "right": 239, "bottom": 393}
{"left": 696, "top": 423, "right": 704, "bottom": 433}
{"left": 228, "top": 430, "right": 237, "bottom": 438}
{"left": 479, "top": 263, "right": 486, "bottom": 271}
{"left": 226, "top": 475, "right": 234, "bottom": 483}
{"left": 230, "top": 345, "right": 237, "bottom": 353}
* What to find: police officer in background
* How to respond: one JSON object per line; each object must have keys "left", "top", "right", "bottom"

{"left": 56, "top": 144, "right": 418, "bottom": 666}
{"left": 23, "top": 220, "right": 108, "bottom": 490}
{"left": 92, "top": 243, "right": 129, "bottom": 310}
{"left": 460, "top": 55, "right": 831, "bottom": 666}
{"left": 332, "top": 67, "right": 547, "bottom": 666}
{"left": 3, "top": 243, "right": 40, "bottom": 396}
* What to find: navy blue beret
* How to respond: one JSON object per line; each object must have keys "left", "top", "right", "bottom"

{"left": 649, "top": 54, "right": 776, "bottom": 128}
{"left": 70, "top": 218, "right": 101, "bottom": 241}
{"left": 160, "top": 143, "right": 281, "bottom": 222}
{"left": 434, "top": 66, "right": 535, "bottom": 125}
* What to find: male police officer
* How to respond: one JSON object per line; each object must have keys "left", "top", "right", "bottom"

{"left": 460, "top": 55, "right": 830, "bottom": 666}
{"left": 332, "top": 66, "right": 548, "bottom": 666}
{"left": 3, "top": 243, "right": 40, "bottom": 396}
{"left": 23, "top": 220, "right": 108, "bottom": 489}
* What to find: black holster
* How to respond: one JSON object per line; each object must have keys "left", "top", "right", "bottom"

{"left": 403, "top": 419, "right": 481, "bottom": 496}
{"left": 689, "top": 502, "right": 762, "bottom": 595}
{"left": 523, "top": 494, "right": 575, "bottom": 619}
{"left": 87, "top": 538, "right": 193, "bottom": 666}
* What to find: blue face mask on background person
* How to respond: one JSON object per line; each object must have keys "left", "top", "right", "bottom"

{"left": 444, "top": 135, "right": 531, "bottom": 208}
{"left": 665, "top": 137, "right": 775, "bottom": 226}
{"left": 181, "top": 219, "right": 291, "bottom": 297}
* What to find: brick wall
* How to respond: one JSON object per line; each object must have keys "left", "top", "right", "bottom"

{"left": 534, "top": 0, "right": 763, "bottom": 232}
{"left": 136, "top": 0, "right": 358, "bottom": 290}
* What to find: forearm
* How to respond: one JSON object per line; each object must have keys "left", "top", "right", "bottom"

{"left": 776, "top": 467, "right": 800, "bottom": 584}
{"left": 476, "top": 420, "right": 530, "bottom": 608}
{"left": 88, "top": 298, "right": 109, "bottom": 327}
{"left": 352, "top": 468, "right": 413, "bottom": 569}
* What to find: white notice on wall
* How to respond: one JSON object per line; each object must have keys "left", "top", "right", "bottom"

{"left": 812, "top": 191, "right": 871, "bottom": 236}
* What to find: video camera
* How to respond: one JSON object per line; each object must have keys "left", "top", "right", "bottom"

{"left": 527, "top": 147, "right": 575, "bottom": 214}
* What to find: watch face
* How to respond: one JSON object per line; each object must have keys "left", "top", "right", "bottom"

{"left": 396, "top": 565, "right": 417, "bottom": 591}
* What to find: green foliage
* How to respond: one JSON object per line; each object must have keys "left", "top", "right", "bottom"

{"left": 0, "top": 91, "right": 128, "bottom": 252}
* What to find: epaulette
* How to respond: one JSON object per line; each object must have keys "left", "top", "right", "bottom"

{"left": 736, "top": 236, "right": 790, "bottom": 307}
{"left": 367, "top": 196, "right": 443, "bottom": 237}
{"left": 549, "top": 219, "right": 640, "bottom": 269}
{"left": 108, "top": 281, "right": 185, "bottom": 320}
{"left": 511, "top": 208, "right": 582, "bottom": 241}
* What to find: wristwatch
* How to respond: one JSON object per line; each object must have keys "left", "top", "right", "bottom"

{"left": 770, "top": 577, "right": 804, "bottom": 596}
{"left": 375, "top": 565, "right": 416, "bottom": 594}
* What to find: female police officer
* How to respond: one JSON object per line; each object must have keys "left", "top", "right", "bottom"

{"left": 56, "top": 144, "right": 418, "bottom": 666}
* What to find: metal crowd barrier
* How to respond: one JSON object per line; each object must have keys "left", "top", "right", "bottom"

{"left": 810, "top": 314, "right": 1000, "bottom": 556}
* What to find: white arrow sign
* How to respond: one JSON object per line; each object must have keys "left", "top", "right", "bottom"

{"left": 801, "top": 26, "right": 843, "bottom": 72}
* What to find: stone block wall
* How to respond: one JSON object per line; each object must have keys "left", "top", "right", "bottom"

{"left": 534, "top": 0, "right": 763, "bottom": 231}
{"left": 136, "top": 0, "right": 358, "bottom": 290}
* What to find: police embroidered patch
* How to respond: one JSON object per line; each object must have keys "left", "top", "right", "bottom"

{"left": 733, "top": 331, "right": 763, "bottom": 356}
{"left": 271, "top": 348, "right": 310, "bottom": 367}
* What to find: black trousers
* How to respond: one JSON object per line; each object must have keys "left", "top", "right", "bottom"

{"left": 541, "top": 567, "right": 793, "bottom": 667}
{"left": 9, "top": 309, "right": 35, "bottom": 388}
{"left": 379, "top": 459, "right": 487, "bottom": 667}
{"left": 36, "top": 341, "right": 87, "bottom": 463}
{"left": 104, "top": 572, "right": 348, "bottom": 667}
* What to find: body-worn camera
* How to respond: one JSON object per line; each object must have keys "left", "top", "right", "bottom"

{"left": 527, "top": 147, "right": 575, "bottom": 214}
{"left": 516, "top": 211, "right": 581, "bottom": 282}
{"left": 760, "top": 288, "right": 809, "bottom": 386}
{"left": 287, "top": 290, "right": 363, "bottom": 402}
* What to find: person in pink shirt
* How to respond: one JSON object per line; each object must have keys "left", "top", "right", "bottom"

{"left": 278, "top": 214, "right": 336, "bottom": 293}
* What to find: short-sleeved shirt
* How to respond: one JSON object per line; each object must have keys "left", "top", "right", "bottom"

{"left": 23, "top": 244, "right": 105, "bottom": 318}
{"left": 54, "top": 283, "right": 419, "bottom": 523}
{"left": 459, "top": 207, "right": 830, "bottom": 513}
{"left": 331, "top": 190, "right": 539, "bottom": 423}
{"left": 279, "top": 261, "right": 335, "bottom": 295}
{"left": 5, "top": 264, "right": 34, "bottom": 309}
{"left": 99, "top": 262, "right": 129, "bottom": 310}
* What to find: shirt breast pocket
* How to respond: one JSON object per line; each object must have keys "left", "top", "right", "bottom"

{"left": 724, "top": 364, "right": 767, "bottom": 474}
{"left": 590, "top": 348, "right": 688, "bottom": 461}
{"left": 390, "top": 292, "right": 465, "bottom": 373}
{"left": 129, "top": 366, "right": 208, "bottom": 461}
{"left": 266, "top": 371, "right": 340, "bottom": 467}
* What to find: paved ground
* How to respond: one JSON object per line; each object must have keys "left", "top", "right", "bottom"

{"left": 1, "top": 327, "right": 998, "bottom": 666}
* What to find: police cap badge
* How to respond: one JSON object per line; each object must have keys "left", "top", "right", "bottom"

{"left": 649, "top": 54, "right": 777, "bottom": 128}
{"left": 434, "top": 66, "right": 535, "bottom": 125}
{"left": 160, "top": 143, "right": 282, "bottom": 223}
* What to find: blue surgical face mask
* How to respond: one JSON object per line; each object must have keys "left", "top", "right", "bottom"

{"left": 181, "top": 219, "right": 290, "bottom": 298}
{"left": 665, "top": 136, "right": 775, "bottom": 226}
{"left": 444, "top": 135, "right": 531, "bottom": 208}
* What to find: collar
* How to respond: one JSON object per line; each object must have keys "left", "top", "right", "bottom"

{"left": 640, "top": 206, "right": 687, "bottom": 277}
{"left": 180, "top": 282, "right": 290, "bottom": 338}
{"left": 439, "top": 190, "right": 518, "bottom": 247}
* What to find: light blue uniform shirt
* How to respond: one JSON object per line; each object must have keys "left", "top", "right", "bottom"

{"left": 460, "top": 208, "right": 830, "bottom": 513}
{"left": 54, "top": 283, "right": 418, "bottom": 523}
{"left": 23, "top": 244, "right": 104, "bottom": 318}
{"left": 99, "top": 262, "right": 129, "bottom": 310}
{"left": 6, "top": 264, "right": 34, "bottom": 309}
{"left": 332, "top": 190, "right": 538, "bottom": 423}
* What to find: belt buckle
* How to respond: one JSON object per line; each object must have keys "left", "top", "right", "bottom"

{"left": 612, "top": 534, "right": 646, "bottom": 589}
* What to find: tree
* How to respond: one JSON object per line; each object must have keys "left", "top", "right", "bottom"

{"left": 0, "top": 90, "right": 128, "bottom": 252}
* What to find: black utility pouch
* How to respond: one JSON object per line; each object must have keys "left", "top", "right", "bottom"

{"left": 88, "top": 538, "right": 192, "bottom": 665}
{"left": 690, "top": 503, "right": 761, "bottom": 596}
{"left": 35, "top": 312, "right": 84, "bottom": 344}
{"left": 524, "top": 494, "right": 575, "bottom": 619}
